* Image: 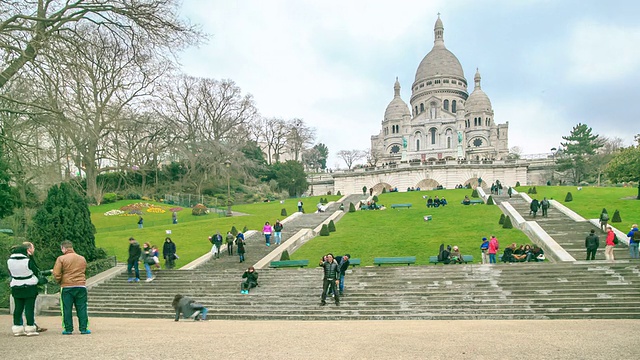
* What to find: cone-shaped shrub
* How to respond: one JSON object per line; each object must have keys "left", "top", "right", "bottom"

{"left": 372, "top": 195, "right": 379, "bottom": 202}
{"left": 486, "top": 196, "right": 494, "bottom": 205}
{"left": 349, "top": 202, "right": 356, "bottom": 213}
{"left": 565, "top": 192, "right": 573, "bottom": 202}
{"left": 320, "top": 224, "right": 330, "bottom": 236}
{"left": 499, "top": 214, "right": 505, "bottom": 225}
{"left": 280, "top": 250, "right": 290, "bottom": 261}
{"left": 242, "top": 226, "right": 248, "bottom": 233}
{"left": 382, "top": 188, "right": 387, "bottom": 193}
{"left": 503, "top": 215, "right": 513, "bottom": 229}
{"left": 281, "top": 208, "right": 287, "bottom": 217}
{"left": 532, "top": 186, "right": 537, "bottom": 194}
{"left": 337, "top": 191, "right": 341, "bottom": 196}
{"left": 471, "top": 189, "right": 479, "bottom": 198}
{"left": 612, "top": 210, "right": 622, "bottom": 223}
{"left": 231, "top": 226, "right": 238, "bottom": 236}
{"left": 328, "top": 220, "right": 336, "bottom": 232}
{"left": 515, "top": 181, "right": 521, "bottom": 187}
{"left": 527, "top": 187, "right": 532, "bottom": 194}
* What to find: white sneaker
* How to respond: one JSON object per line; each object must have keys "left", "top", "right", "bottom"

{"left": 12, "top": 325, "right": 26, "bottom": 336}
{"left": 191, "top": 310, "right": 201, "bottom": 320}
{"left": 24, "top": 325, "right": 39, "bottom": 336}
{"left": 145, "top": 278, "right": 154, "bottom": 282}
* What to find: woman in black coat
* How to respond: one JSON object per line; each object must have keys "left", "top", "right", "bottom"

{"left": 162, "top": 237, "right": 177, "bottom": 269}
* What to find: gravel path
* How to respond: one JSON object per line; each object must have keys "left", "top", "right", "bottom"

{"left": 1, "top": 315, "right": 638, "bottom": 359}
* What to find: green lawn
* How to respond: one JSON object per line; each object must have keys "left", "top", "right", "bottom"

{"left": 516, "top": 186, "right": 639, "bottom": 231}
{"left": 290, "top": 189, "right": 531, "bottom": 266}
{"left": 92, "top": 195, "right": 339, "bottom": 266}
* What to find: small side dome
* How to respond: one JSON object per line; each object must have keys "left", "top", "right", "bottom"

{"left": 384, "top": 77, "right": 410, "bottom": 121}
{"left": 466, "top": 69, "right": 492, "bottom": 112}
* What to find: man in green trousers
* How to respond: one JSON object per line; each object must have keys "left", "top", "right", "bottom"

{"left": 53, "top": 241, "right": 90, "bottom": 335}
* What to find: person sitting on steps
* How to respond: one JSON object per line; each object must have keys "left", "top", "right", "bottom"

{"left": 512, "top": 245, "right": 527, "bottom": 262}
{"left": 241, "top": 266, "right": 259, "bottom": 294}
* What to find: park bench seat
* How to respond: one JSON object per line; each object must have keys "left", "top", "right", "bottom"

{"left": 348, "top": 258, "right": 361, "bottom": 267}
{"left": 429, "top": 255, "right": 474, "bottom": 264}
{"left": 374, "top": 256, "right": 416, "bottom": 266}
{"left": 269, "top": 259, "right": 309, "bottom": 268}
{"left": 0, "top": 228, "right": 14, "bottom": 236}
{"left": 391, "top": 203, "right": 412, "bottom": 209}
{"left": 461, "top": 199, "right": 483, "bottom": 205}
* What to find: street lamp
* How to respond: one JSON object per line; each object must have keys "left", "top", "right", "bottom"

{"left": 550, "top": 147, "right": 557, "bottom": 185}
{"left": 224, "top": 159, "right": 232, "bottom": 217}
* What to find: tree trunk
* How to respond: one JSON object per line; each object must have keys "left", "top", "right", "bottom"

{"left": 637, "top": 182, "right": 640, "bottom": 200}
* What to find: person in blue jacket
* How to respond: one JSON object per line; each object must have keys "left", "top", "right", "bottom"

{"left": 480, "top": 237, "right": 489, "bottom": 264}
{"left": 628, "top": 224, "right": 639, "bottom": 259}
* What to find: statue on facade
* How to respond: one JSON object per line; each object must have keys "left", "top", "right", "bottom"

{"left": 457, "top": 131, "right": 463, "bottom": 144}
{"left": 402, "top": 136, "right": 407, "bottom": 149}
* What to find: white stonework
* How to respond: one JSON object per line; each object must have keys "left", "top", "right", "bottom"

{"left": 371, "top": 15, "right": 509, "bottom": 163}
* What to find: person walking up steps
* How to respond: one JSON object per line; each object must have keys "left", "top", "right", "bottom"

{"left": 263, "top": 222, "right": 273, "bottom": 247}
{"left": 627, "top": 224, "right": 639, "bottom": 259}
{"left": 274, "top": 220, "right": 284, "bottom": 245}
{"left": 236, "top": 233, "right": 246, "bottom": 263}
{"left": 127, "top": 237, "right": 141, "bottom": 283}
{"left": 540, "top": 197, "right": 550, "bottom": 217}
{"left": 585, "top": 229, "right": 599, "bottom": 261}
{"left": 599, "top": 209, "right": 609, "bottom": 232}
{"left": 141, "top": 242, "right": 155, "bottom": 282}
{"left": 226, "top": 231, "right": 234, "bottom": 255}
{"left": 604, "top": 226, "right": 616, "bottom": 261}
{"left": 53, "top": 241, "right": 90, "bottom": 335}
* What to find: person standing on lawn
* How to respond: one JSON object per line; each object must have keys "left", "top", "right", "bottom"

{"left": 163, "top": 237, "right": 177, "bottom": 269}
{"left": 53, "top": 241, "right": 90, "bottom": 335}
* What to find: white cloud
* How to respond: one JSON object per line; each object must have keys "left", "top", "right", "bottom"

{"left": 566, "top": 21, "right": 640, "bottom": 83}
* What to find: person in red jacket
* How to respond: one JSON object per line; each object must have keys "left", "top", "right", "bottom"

{"left": 488, "top": 235, "right": 499, "bottom": 264}
{"left": 604, "top": 226, "right": 616, "bottom": 261}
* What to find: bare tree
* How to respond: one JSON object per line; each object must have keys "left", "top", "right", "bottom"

{"left": 337, "top": 149, "right": 365, "bottom": 170}
{"left": 286, "top": 118, "right": 315, "bottom": 162}
{"left": 0, "top": 0, "right": 201, "bottom": 89}
{"left": 508, "top": 146, "right": 523, "bottom": 159}
{"left": 366, "top": 147, "right": 383, "bottom": 167}
{"left": 259, "top": 117, "right": 289, "bottom": 165}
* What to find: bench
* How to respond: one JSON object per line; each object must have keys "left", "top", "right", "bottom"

{"left": 0, "top": 228, "right": 14, "bottom": 236}
{"left": 269, "top": 259, "right": 309, "bottom": 268}
{"left": 374, "top": 256, "right": 416, "bottom": 266}
{"left": 461, "top": 199, "right": 483, "bottom": 205}
{"left": 348, "top": 258, "right": 361, "bottom": 267}
{"left": 429, "top": 255, "right": 474, "bottom": 264}
{"left": 391, "top": 203, "right": 412, "bottom": 209}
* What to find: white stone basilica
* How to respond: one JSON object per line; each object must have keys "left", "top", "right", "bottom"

{"left": 371, "top": 15, "right": 509, "bottom": 163}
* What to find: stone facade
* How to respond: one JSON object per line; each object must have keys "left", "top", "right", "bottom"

{"left": 371, "top": 15, "right": 509, "bottom": 163}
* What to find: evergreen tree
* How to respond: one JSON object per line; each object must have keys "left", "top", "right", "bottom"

{"left": 516, "top": 181, "right": 521, "bottom": 187}
{"left": 486, "top": 196, "right": 494, "bottom": 205}
{"left": 557, "top": 123, "right": 603, "bottom": 184}
{"left": 319, "top": 224, "right": 330, "bottom": 236}
{"left": 280, "top": 250, "right": 290, "bottom": 261}
{"left": 382, "top": 188, "right": 387, "bottom": 193}
{"left": 565, "top": 192, "right": 573, "bottom": 202}
{"left": 471, "top": 189, "right": 479, "bottom": 198}
{"left": 499, "top": 214, "right": 505, "bottom": 225}
{"left": 606, "top": 144, "right": 640, "bottom": 199}
{"left": 231, "top": 226, "right": 238, "bottom": 236}
{"left": 313, "top": 143, "right": 329, "bottom": 170}
{"left": 281, "top": 208, "right": 287, "bottom": 217}
{"left": 29, "top": 182, "right": 105, "bottom": 269}
{"left": 532, "top": 186, "right": 537, "bottom": 194}
{"left": 349, "top": 203, "right": 356, "bottom": 213}
{"left": 503, "top": 215, "right": 513, "bottom": 229}
{"left": 328, "top": 220, "right": 336, "bottom": 232}
{"left": 612, "top": 210, "right": 622, "bottom": 223}
{"left": 336, "top": 191, "right": 342, "bottom": 196}
{"left": 243, "top": 225, "right": 248, "bottom": 233}
{"left": 0, "top": 139, "right": 14, "bottom": 219}
{"left": 372, "top": 195, "right": 379, "bottom": 203}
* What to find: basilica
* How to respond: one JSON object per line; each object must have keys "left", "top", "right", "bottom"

{"left": 370, "top": 15, "right": 509, "bottom": 163}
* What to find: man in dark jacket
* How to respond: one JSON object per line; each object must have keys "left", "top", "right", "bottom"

{"left": 540, "top": 197, "right": 550, "bottom": 217}
{"left": 319, "top": 254, "right": 340, "bottom": 306}
{"left": 530, "top": 199, "right": 540, "bottom": 218}
{"left": 127, "top": 237, "right": 141, "bottom": 282}
{"left": 162, "top": 237, "right": 177, "bottom": 269}
{"left": 585, "top": 229, "right": 600, "bottom": 260}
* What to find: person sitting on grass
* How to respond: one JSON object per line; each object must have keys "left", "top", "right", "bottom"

{"left": 502, "top": 243, "right": 516, "bottom": 263}
{"left": 427, "top": 198, "right": 434, "bottom": 208}
{"left": 530, "top": 245, "right": 545, "bottom": 262}
{"left": 462, "top": 196, "right": 471, "bottom": 205}
{"left": 449, "top": 246, "right": 464, "bottom": 264}
{"left": 433, "top": 196, "right": 440, "bottom": 208}
{"left": 172, "top": 294, "right": 208, "bottom": 321}
{"left": 512, "top": 245, "right": 527, "bottom": 262}
{"left": 241, "top": 266, "right": 259, "bottom": 294}
{"left": 440, "top": 197, "right": 448, "bottom": 206}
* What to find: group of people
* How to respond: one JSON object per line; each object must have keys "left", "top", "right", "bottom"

{"left": 127, "top": 237, "right": 178, "bottom": 282}
{"left": 501, "top": 243, "right": 545, "bottom": 263}
{"left": 529, "top": 197, "right": 550, "bottom": 217}
{"left": 262, "top": 220, "right": 284, "bottom": 246}
{"left": 585, "top": 223, "right": 639, "bottom": 261}
{"left": 8, "top": 240, "right": 90, "bottom": 336}
{"left": 490, "top": 181, "right": 504, "bottom": 195}
{"left": 406, "top": 187, "right": 421, "bottom": 191}
{"left": 209, "top": 231, "right": 247, "bottom": 262}
{"left": 437, "top": 245, "right": 465, "bottom": 264}
{"left": 360, "top": 200, "right": 382, "bottom": 210}
{"left": 319, "top": 253, "right": 351, "bottom": 306}
{"left": 426, "top": 196, "right": 447, "bottom": 207}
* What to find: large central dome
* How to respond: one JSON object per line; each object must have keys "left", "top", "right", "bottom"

{"left": 414, "top": 15, "right": 465, "bottom": 84}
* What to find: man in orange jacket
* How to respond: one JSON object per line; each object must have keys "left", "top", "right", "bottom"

{"left": 53, "top": 241, "right": 90, "bottom": 335}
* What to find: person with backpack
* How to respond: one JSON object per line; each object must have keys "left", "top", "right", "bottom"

{"left": 599, "top": 209, "right": 609, "bottom": 232}
{"left": 585, "top": 229, "right": 600, "bottom": 261}
{"left": 236, "top": 234, "right": 246, "bottom": 263}
{"left": 604, "top": 226, "right": 616, "bottom": 261}
{"left": 226, "top": 231, "right": 235, "bottom": 255}
{"left": 540, "top": 197, "right": 550, "bottom": 217}
{"left": 488, "top": 235, "right": 499, "bottom": 264}
{"left": 529, "top": 198, "right": 540, "bottom": 218}
{"left": 627, "top": 224, "right": 639, "bottom": 259}
{"left": 480, "top": 237, "right": 489, "bottom": 264}
{"left": 209, "top": 231, "right": 223, "bottom": 259}
{"left": 337, "top": 254, "right": 350, "bottom": 295}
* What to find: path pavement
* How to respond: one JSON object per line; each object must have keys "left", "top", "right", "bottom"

{"left": 1, "top": 315, "right": 637, "bottom": 359}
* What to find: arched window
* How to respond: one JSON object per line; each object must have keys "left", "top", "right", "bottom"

{"left": 416, "top": 139, "right": 420, "bottom": 151}
{"left": 452, "top": 100, "right": 457, "bottom": 113}
{"left": 430, "top": 128, "right": 437, "bottom": 145}
{"left": 447, "top": 137, "right": 451, "bottom": 149}
{"left": 415, "top": 106, "right": 418, "bottom": 115}
{"left": 443, "top": 100, "right": 449, "bottom": 111}
{"left": 420, "top": 103, "right": 424, "bottom": 112}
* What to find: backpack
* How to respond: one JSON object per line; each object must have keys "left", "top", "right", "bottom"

{"left": 437, "top": 243, "right": 445, "bottom": 262}
{"left": 601, "top": 213, "right": 609, "bottom": 221}
{"left": 633, "top": 231, "right": 640, "bottom": 241}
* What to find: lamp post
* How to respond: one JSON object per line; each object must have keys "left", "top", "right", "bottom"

{"left": 224, "top": 159, "right": 232, "bottom": 217}
{"left": 550, "top": 147, "right": 557, "bottom": 185}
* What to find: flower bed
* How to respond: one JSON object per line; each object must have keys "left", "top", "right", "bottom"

{"left": 104, "top": 209, "right": 125, "bottom": 216}
{"left": 147, "top": 206, "right": 166, "bottom": 214}
{"left": 169, "top": 207, "right": 183, "bottom": 212}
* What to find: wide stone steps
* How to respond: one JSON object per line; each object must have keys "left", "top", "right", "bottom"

{"left": 40, "top": 262, "right": 640, "bottom": 320}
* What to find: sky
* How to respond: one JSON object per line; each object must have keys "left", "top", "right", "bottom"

{"left": 178, "top": 0, "right": 640, "bottom": 168}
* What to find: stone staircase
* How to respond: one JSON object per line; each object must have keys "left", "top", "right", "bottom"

{"left": 493, "top": 194, "right": 631, "bottom": 261}
{"left": 41, "top": 262, "right": 640, "bottom": 320}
